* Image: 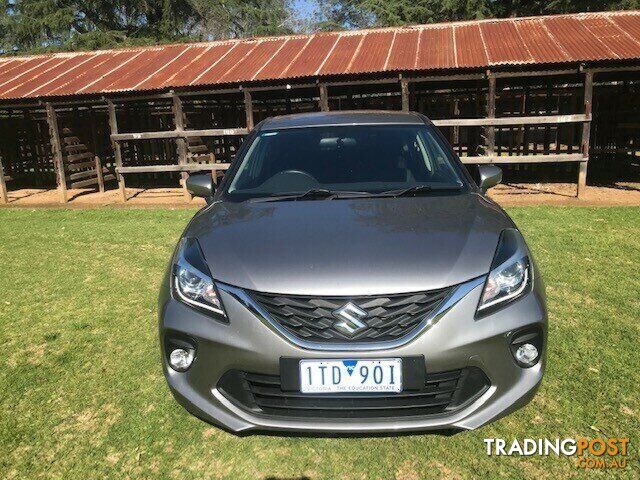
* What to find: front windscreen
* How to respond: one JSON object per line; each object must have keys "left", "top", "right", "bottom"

{"left": 226, "top": 124, "right": 466, "bottom": 200}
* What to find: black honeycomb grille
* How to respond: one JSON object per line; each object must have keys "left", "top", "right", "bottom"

{"left": 250, "top": 287, "right": 452, "bottom": 343}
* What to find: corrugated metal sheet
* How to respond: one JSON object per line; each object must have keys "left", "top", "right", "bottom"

{"left": 1, "top": 10, "right": 640, "bottom": 100}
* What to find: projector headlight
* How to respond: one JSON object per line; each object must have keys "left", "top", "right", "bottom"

{"left": 172, "top": 237, "right": 226, "bottom": 319}
{"left": 477, "top": 229, "right": 532, "bottom": 315}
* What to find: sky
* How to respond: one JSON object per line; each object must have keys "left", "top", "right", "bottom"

{"left": 293, "top": 0, "right": 318, "bottom": 18}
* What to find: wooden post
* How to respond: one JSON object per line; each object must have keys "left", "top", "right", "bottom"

{"left": 319, "top": 84, "right": 329, "bottom": 111}
{"left": 107, "top": 100, "right": 127, "bottom": 201}
{"left": 244, "top": 89, "right": 254, "bottom": 131}
{"left": 45, "top": 103, "right": 67, "bottom": 203}
{"left": 578, "top": 71, "right": 593, "bottom": 198}
{"left": 400, "top": 79, "right": 410, "bottom": 112}
{"left": 0, "top": 157, "right": 8, "bottom": 203}
{"left": 95, "top": 156, "right": 105, "bottom": 193}
{"left": 486, "top": 74, "right": 496, "bottom": 158}
{"left": 172, "top": 93, "right": 191, "bottom": 202}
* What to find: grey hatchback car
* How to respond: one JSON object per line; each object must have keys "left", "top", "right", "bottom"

{"left": 159, "top": 111, "right": 547, "bottom": 435}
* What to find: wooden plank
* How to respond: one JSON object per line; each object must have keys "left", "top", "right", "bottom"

{"left": 583, "top": 64, "right": 640, "bottom": 74}
{"left": 107, "top": 100, "right": 126, "bottom": 201}
{"left": 110, "top": 128, "right": 248, "bottom": 141}
{"left": 0, "top": 157, "right": 7, "bottom": 204}
{"left": 70, "top": 177, "right": 100, "bottom": 189}
{"left": 319, "top": 84, "right": 329, "bottom": 112}
{"left": 66, "top": 151, "right": 94, "bottom": 163}
{"left": 117, "top": 163, "right": 231, "bottom": 174}
{"left": 95, "top": 156, "right": 105, "bottom": 193}
{"left": 323, "top": 77, "right": 400, "bottom": 87}
{"left": 432, "top": 114, "right": 590, "bottom": 127}
{"left": 188, "top": 144, "right": 209, "bottom": 154}
{"left": 68, "top": 169, "right": 98, "bottom": 181}
{"left": 244, "top": 89, "right": 254, "bottom": 131}
{"left": 490, "top": 69, "right": 578, "bottom": 79}
{"left": 63, "top": 136, "right": 81, "bottom": 145}
{"left": 66, "top": 160, "right": 97, "bottom": 172}
{"left": 400, "top": 79, "right": 410, "bottom": 112}
{"left": 45, "top": 103, "right": 67, "bottom": 203}
{"left": 486, "top": 75, "right": 496, "bottom": 157}
{"left": 405, "top": 73, "right": 486, "bottom": 83}
{"left": 578, "top": 71, "right": 594, "bottom": 198}
{"left": 64, "top": 143, "right": 88, "bottom": 152}
{"left": 459, "top": 153, "right": 584, "bottom": 164}
{"left": 172, "top": 93, "right": 191, "bottom": 201}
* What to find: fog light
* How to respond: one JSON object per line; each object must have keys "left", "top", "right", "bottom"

{"left": 169, "top": 348, "right": 194, "bottom": 372}
{"left": 515, "top": 343, "right": 538, "bottom": 366}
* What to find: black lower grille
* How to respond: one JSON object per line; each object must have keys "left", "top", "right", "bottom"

{"left": 250, "top": 288, "right": 452, "bottom": 344}
{"left": 218, "top": 367, "right": 490, "bottom": 419}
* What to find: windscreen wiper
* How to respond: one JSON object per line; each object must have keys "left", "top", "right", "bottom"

{"left": 376, "top": 183, "right": 463, "bottom": 198}
{"left": 251, "top": 189, "right": 369, "bottom": 203}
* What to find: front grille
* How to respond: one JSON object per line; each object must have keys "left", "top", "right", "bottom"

{"left": 250, "top": 287, "right": 452, "bottom": 344}
{"left": 218, "top": 367, "right": 490, "bottom": 419}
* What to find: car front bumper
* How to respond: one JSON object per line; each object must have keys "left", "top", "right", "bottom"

{"left": 159, "top": 272, "right": 547, "bottom": 435}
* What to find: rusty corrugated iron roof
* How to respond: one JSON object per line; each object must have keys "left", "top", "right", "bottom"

{"left": 1, "top": 10, "right": 639, "bottom": 100}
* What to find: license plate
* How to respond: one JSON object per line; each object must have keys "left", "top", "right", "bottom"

{"left": 299, "top": 358, "right": 402, "bottom": 393}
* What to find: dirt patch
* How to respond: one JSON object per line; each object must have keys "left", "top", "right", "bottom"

{"left": 2, "top": 182, "right": 639, "bottom": 208}
{"left": 488, "top": 182, "right": 640, "bottom": 206}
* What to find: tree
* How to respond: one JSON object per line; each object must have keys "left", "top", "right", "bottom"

{"left": 189, "top": 0, "right": 293, "bottom": 40}
{"left": 314, "top": 0, "right": 640, "bottom": 29}
{"left": 0, "top": 0, "right": 293, "bottom": 54}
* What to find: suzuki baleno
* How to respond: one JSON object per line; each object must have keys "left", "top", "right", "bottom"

{"left": 159, "top": 111, "right": 547, "bottom": 435}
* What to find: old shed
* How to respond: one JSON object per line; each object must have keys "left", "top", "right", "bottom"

{"left": 0, "top": 10, "right": 639, "bottom": 203}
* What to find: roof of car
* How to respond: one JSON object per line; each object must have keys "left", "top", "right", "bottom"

{"left": 258, "top": 111, "right": 427, "bottom": 130}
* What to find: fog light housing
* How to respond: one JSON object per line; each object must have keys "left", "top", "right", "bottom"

{"left": 515, "top": 343, "right": 538, "bottom": 366}
{"left": 169, "top": 348, "right": 195, "bottom": 372}
{"left": 509, "top": 325, "right": 544, "bottom": 368}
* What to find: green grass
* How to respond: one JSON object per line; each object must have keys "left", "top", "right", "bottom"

{"left": 0, "top": 206, "right": 638, "bottom": 479}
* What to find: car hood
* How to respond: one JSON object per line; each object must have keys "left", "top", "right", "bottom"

{"left": 187, "top": 193, "right": 514, "bottom": 296}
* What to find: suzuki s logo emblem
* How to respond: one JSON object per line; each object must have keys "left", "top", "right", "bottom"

{"left": 332, "top": 302, "right": 368, "bottom": 336}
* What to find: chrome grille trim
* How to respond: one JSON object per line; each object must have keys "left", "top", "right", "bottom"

{"left": 217, "top": 276, "right": 485, "bottom": 351}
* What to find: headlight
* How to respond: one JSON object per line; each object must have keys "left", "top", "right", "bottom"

{"left": 172, "top": 238, "right": 226, "bottom": 318}
{"left": 477, "top": 229, "right": 532, "bottom": 315}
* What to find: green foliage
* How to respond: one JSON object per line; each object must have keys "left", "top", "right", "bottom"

{"left": 1, "top": 0, "right": 293, "bottom": 54}
{"left": 315, "top": 0, "right": 640, "bottom": 29}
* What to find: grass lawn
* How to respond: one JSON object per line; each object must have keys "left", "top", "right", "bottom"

{"left": 0, "top": 206, "right": 638, "bottom": 479}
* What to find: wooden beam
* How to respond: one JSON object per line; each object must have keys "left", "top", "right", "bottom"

{"left": 0, "top": 157, "right": 8, "bottom": 204}
{"left": 244, "top": 89, "right": 254, "bottom": 131}
{"left": 45, "top": 103, "right": 67, "bottom": 203}
{"left": 486, "top": 75, "right": 496, "bottom": 157}
{"left": 459, "top": 153, "right": 584, "bottom": 164}
{"left": 117, "top": 164, "right": 230, "bottom": 174}
{"left": 95, "top": 156, "right": 105, "bottom": 193}
{"left": 400, "top": 79, "right": 410, "bottom": 112}
{"left": 244, "top": 82, "right": 317, "bottom": 92}
{"left": 173, "top": 87, "right": 242, "bottom": 98}
{"left": 319, "top": 84, "right": 329, "bottom": 111}
{"left": 172, "top": 93, "right": 191, "bottom": 201}
{"left": 405, "top": 72, "right": 486, "bottom": 83}
{"left": 110, "top": 128, "right": 248, "bottom": 141}
{"left": 583, "top": 64, "right": 640, "bottom": 74}
{"left": 578, "top": 71, "right": 594, "bottom": 198}
{"left": 107, "top": 100, "right": 127, "bottom": 201}
{"left": 321, "top": 77, "right": 399, "bottom": 87}
{"left": 432, "top": 114, "right": 590, "bottom": 127}
{"left": 490, "top": 69, "right": 579, "bottom": 79}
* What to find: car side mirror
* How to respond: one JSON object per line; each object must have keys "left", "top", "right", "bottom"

{"left": 186, "top": 174, "right": 215, "bottom": 201}
{"left": 477, "top": 165, "right": 502, "bottom": 193}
